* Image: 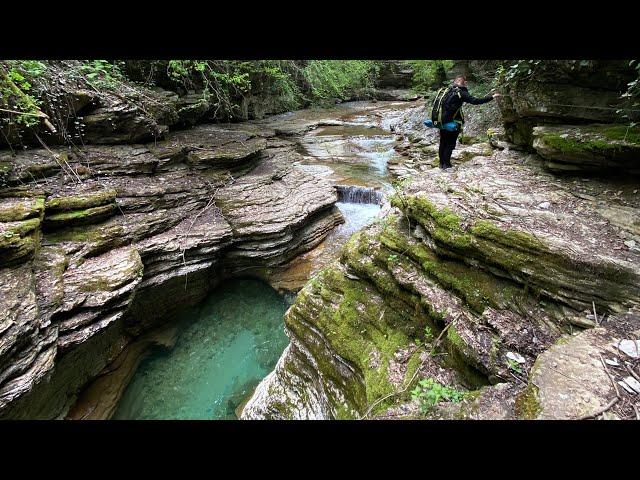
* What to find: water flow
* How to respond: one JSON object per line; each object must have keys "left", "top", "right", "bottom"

{"left": 297, "top": 122, "right": 400, "bottom": 191}
{"left": 334, "top": 203, "right": 381, "bottom": 237}
{"left": 336, "top": 185, "right": 384, "bottom": 205}
{"left": 112, "top": 278, "right": 289, "bottom": 420}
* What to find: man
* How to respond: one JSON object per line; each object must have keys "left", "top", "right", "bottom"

{"left": 438, "top": 75, "right": 500, "bottom": 169}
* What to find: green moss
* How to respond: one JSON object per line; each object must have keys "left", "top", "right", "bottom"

{"left": 1, "top": 217, "right": 40, "bottom": 237}
{"left": 0, "top": 217, "right": 40, "bottom": 264}
{"left": 285, "top": 260, "right": 425, "bottom": 417}
{"left": 399, "top": 349, "right": 425, "bottom": 403}
{"left": 44, "top": 223, "right": 110, "bottom": 245}
{"left": 541, "top": 125, "right": 640, "bottom": 157}
{"left": 471, "top": 220, "right": 545, "bottom": 253}
{"left": 514, "top": 382, "right": 541, "bottom": 419}
{"left": 392, "top": 195, "right": 473, "bottom": 251}
{"left": 44, "top": 204, "right": 116, "bottom": 228}
{"left": 0, "top": 197, "right": 44, "bottom": 222}
{"left": 543, "top": 135, "right": 610, "bottom": 155}
{"left": 334, "top": 403, "right": 357, "bottom": 420}
{"left": 378, "top": 215, "right": 525, "bottom": 314}
{"left": 46, "top": 189, "right": 117, "bottom": 212}
{"left": 452, "top": 389, "right": 483, "bottom": 419}
{"left": 597, "top": 125, "right": 640, "bottom": 144}
{"left": 553, "top": 334, "right": 572, "bottom": 346}
{"left": 446, "top": 325, "right": 465, "bottom": 351}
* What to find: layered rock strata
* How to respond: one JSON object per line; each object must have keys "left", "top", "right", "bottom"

{"left": 0, "top": 120, "right": 343, "bottom": 418}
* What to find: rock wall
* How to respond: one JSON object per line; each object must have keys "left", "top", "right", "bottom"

{"left": 0, "top": 118, "right": 343, "bottom": 418}
{"left": 494, "top": 60, "right": 640, "bottom": 173}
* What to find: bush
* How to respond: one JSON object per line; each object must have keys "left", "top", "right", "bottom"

{"left": 301, "top": 60, "right": 380, "bottom": 102}
{"left": 406, "top": 60, "right": 455, "bottom": 94}
{"left": 0, "top": 60, "right": 47, "bottom": 128}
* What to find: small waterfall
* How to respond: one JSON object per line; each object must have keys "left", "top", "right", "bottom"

{"left": 336, "top": 185, "right": 385, "bottom": 205}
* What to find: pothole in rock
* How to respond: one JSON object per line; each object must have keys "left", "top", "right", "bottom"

{"left": 112, "top": 278, "right": 289, "bottom": 420}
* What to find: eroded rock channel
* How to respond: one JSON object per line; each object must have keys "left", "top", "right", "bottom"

{"left": 0, "top": 99, "right": 412, "bottom": 419}
{"left": 2, "top": 60, "right": 640, "bottom": 421}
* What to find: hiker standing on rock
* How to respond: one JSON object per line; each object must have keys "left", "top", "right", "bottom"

{"left": 429, "top": 75, "right": 500, "bottom": 169}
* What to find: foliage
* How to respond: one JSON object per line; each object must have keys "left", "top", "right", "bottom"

{"left": 495, "top": 59, "right": 542, "bottom": 85}
{"left": 1, "top": 60, "right": 130, "bottom": 143}
{"left": 0, "top": 60, "right": 47, "bottom": 128}
{"left": 406, "top": 60, "right": 455, "bottom": 94}
{"left": 1, "top": 60, "right": 386, "bottom": 146}
{"left": 624, "top": 60, "right": 639, "bottom": 100}
{"left": 620, "top": 59, "right": 639, "bottom": 127}
{"left": 506, "top": 358, "right": 523, "bottom": 374}
{"left": 496, "top": 59, "right": 595, "bottom": 86}
{"left": 411, "top": 377, "right": 466, "bottom": 413}
{"left": 165, "top": 60, "right": 305, "bottom": 119}
{"left": 73, "top": 60, "right": 126, "bottom": 89}
{"left": 423, "top": 325, "right": 434, "bottom": 341}
{"left": 301, "top": 60, "right": 380, "bottom": 102}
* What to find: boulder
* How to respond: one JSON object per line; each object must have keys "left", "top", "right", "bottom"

{"left": 532, "top": 124, "right": 640, "bottom": 173}
{"left": 516, "top": 329, "right": 619, "bottom": 419}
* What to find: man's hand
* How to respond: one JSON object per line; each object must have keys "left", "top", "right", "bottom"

{"left": 492, "top": 92, "right": 502, "bottom": 99}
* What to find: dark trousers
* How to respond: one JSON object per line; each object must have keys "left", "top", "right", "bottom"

{"left": 438, "top": 129, "right": 460, "bottom": 168}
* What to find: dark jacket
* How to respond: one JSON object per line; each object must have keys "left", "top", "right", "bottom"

{"left": 442, "top": 85, "right": 494, "bottom": 125}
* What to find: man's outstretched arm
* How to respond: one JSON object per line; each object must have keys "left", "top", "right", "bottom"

{"left": 461, "top": 90, "right": 500, "bottom": 105}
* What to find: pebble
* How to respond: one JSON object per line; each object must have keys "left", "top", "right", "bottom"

{"left": 614, "top": 339, "right": 640, "bottom": 358}
{"left": 537, "top": 201, "right": 551, "bottom": 209}
{"left": 506, "top": 352, "right": 526, "bottom": 364}
{"left": 624, "top": 240, "right": 636, "bottom": 249}
{"left": 621, "top": 376, "right": 640, "bottom": 394}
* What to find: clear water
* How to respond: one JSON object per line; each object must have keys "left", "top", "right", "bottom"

{"left": 297, "top": 122, "right": 400, "bottom": 191}
{"left": 335, "top": 202, "right": 381, "bottom": 237}
{"left": 112, "top": 278, "right": 289, "bottom": 420}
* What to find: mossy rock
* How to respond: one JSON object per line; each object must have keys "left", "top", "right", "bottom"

{"left": 533, "top": 123, "right": 640, "bottom": 172}
{"left": 392, "top": 193, "right": 639, "bottom": 309}
{"left": 284, "top": 257, "right": 429, "bottom": 417}
{"left": 0, "top": 217, "right": 41, "bottom": 266}
{"left": 45, "top": 189, "right": 117, "bottom": 212}
{"left": 0, "top": 197, "right": 45, "bottom": 222}
{"left": 43, "top": 204, "right": 116, "bottom": 230}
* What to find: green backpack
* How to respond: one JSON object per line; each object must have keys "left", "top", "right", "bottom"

{"left": 430, "top": 85, "right": 464, "bottom": 127}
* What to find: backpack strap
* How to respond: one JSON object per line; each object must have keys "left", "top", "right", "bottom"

{"left": 436, "top": 86, "right": 452, "bottom": 124}
{"left": 451, "top": 86, "right": 464, "bottom": 125}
